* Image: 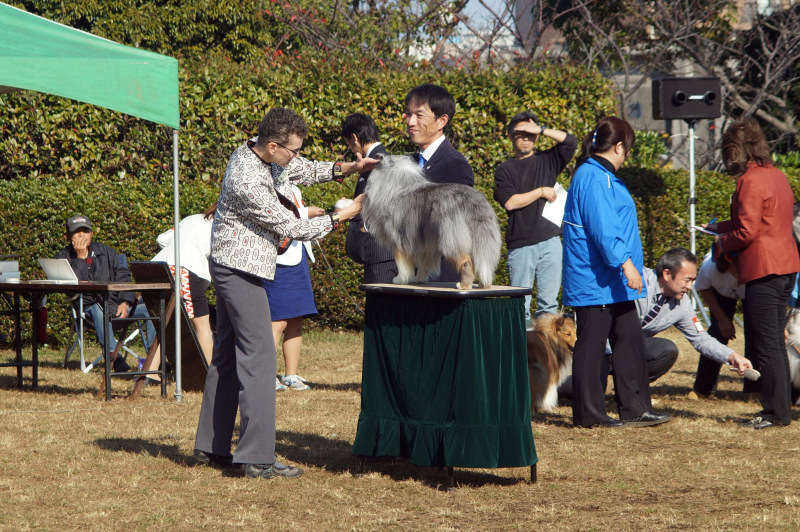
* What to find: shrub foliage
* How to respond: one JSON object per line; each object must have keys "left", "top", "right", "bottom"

{"left": 4, "top": 40, "right": 797, "bottom": 345}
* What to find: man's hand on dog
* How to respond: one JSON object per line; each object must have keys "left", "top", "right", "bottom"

{"left": 351, "top": 154, "right": 380, "bottom": 174}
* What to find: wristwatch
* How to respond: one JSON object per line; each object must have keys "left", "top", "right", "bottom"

{"left": 332, "top": 162, "right": 344, "bottom": 182}
{"left": 540, "top": 125, "right": 547, "bottom": 135}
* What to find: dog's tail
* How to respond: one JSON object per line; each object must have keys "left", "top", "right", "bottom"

{"left": 472, "top": 210, "right": 502, "bottom": 288}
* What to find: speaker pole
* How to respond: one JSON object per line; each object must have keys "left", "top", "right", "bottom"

{"left": 687, "top": 119, "right": 698, "bottom": 256}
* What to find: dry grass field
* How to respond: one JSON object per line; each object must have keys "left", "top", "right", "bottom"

{"left": 1, "top": 326, "right": 799, "bottom": 531}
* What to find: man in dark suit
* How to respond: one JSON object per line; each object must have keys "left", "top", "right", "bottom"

{"left": 341, "top": 113, "right": 397, "bottom": 283}
{"left": 404, "top": 84, "right": 474, "bottom": 282}
{"left": 404, "top": 83, "right": 474, "bottom": 187}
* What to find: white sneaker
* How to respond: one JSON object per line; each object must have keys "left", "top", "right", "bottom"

{"left": 275, "top": 377, "right": 287, "bottom": 391}
{"left": 281, "top": 374, "right": 310, "bottom": 390}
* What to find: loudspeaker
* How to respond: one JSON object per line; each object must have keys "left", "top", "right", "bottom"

{"left": 652, "top": 77, "right": 721, "bottom": 120}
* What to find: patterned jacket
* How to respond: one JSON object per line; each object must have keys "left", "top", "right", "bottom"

{"left": 210, "top": 138, "right": 339, "bottom": 280}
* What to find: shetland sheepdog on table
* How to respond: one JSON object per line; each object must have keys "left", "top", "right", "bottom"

{"left": 360, "top": 155, "right": 501, "bottom": 289}
{"left": 527, "top": 313, "right": 576, "bottom": 413}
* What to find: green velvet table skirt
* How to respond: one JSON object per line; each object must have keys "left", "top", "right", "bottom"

{"left": 352, "top": 291, "right": 537, "bottom": 469}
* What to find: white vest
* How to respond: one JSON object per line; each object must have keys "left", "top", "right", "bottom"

{"left": 276, "top": 184, "right": 315, "bottom": 266}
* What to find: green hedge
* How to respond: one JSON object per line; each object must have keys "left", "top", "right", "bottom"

{"left": 0, "top": 57, "right": 617, "bottom": 345}
{"left": 5, "top": 165, "right": 799, "bottom": 347}
{"left": 7, "top": 55, "right": 797, "bottom": 346}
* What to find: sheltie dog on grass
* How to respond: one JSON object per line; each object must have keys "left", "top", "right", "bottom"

{"left": 361, "top": 155, "right": 501, "bottom": 289}
{"left": 783, "top": 308, "right": 800, "bottom": 404}
{"left": 527, "top": 313, "right": 576, "bottom": 413}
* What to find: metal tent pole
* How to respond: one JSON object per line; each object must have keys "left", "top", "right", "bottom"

{"left": 173, "top": 129, "right": 182, "bottom": 402}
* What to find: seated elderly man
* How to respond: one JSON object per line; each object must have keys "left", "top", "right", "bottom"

{"left": 560, "top": 248, "right": 752, "bottom": 398}
{"left": 56, "top": 215, "right": 150, "bottom": 372}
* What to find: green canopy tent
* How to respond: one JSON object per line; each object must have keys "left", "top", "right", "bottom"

{"left": 0, "top": 2, "right": 188, "bottom": 400}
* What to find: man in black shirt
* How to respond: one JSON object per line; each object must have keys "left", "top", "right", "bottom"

{"left": 493, "top": 111, "right": 577, "bottom": 324}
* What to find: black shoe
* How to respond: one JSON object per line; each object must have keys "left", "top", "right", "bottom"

{"left": 576, "top": 419, "right": 625, "bottom": 428}
{"left": 112, "top": 356, "right": 131, "bottom": 373}
{"left": 595, "top": 420, "right": 625, "bottom": 428}
{"left": 739, "top": 416, "right": 786, "bottom": 429}
{"left": 243, "top": 461, "right": 304, "bottom": 479}
{"left": 622, "top": 411, "right": 671, "bottom": 427}
{"left": 193, "top": 449, "right": 234, "bottom": 468}
{"left": 134, "top": 376, "right": 162, "bottom": 387}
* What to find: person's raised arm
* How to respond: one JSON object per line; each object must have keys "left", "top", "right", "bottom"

{"left": 339, "top": 153, "right": 379, "bottom": 176}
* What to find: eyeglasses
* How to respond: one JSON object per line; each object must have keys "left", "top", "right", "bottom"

{"left": 272, "top": 140, "right": 301, "bottom": 157}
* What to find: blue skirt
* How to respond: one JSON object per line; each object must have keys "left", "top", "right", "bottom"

{"left": 263, "top": 246, "right": 318, "bottom": 321}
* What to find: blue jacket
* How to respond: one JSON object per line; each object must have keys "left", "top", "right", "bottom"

{"left": 562, "top": 157, "right": 644, "bottom": 306}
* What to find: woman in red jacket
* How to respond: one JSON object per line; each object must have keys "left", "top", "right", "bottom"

{"left": 708, "top": 117, "right": 800, "bottom": 428}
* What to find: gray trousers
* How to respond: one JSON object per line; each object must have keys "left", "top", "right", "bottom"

{"left": 195, "top": 260, "right": 276, "bottom": 465}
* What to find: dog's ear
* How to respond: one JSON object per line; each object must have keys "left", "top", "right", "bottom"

{"left": 554, "top": 315, "right": 565, "bottom": 328}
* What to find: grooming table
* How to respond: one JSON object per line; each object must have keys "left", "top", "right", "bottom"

{"left": 352, "top": 282, "right": 537, "bottom": 489}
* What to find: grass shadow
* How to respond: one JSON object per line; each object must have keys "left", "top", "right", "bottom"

{"left": 275, "top": 429, "right": 532, "bottom": 491}
{"left": 304, "top": 381, "right": 361, "bottom": 392}
{"left": 355, "top": 460, "right": 531, "bottom": 491}
{"left": 650, "top": 382, "right": 693, "bottom": 397}
{"left": 0, "top": 373, "right": 98, "bottom": 396}
{"left": 531, "top": 411, "right": 574, "bottom": 428}
{"left": 94, "top": 436, "right": 197, "bottom": 467}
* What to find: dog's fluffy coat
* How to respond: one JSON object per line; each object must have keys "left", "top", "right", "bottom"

{"left": 784, "top": 308, "right": 800, "bottom": 404}
{"left": 361, "top": 155, "right": 501, "bottom": 289}
{"left": 527, "top": 313, "right": 576, "bottom": 413}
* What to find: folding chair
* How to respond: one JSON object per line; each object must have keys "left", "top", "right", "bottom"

{"left": 61, "top": 254, "right": 147, "bottom": 373}
{"left": 62, "top": 297, "right": 148, "bottom": 373}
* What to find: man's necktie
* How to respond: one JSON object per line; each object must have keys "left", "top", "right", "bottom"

{"left": 641, "top": 294, "right": 667, "bottom": 327}
{"left": 418, "top": 155, "right": 426, "bottom": 168}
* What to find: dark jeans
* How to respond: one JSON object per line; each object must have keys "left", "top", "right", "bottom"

{"left": 744, "top": 273, "right": 795, "bottom": 425}
{"left": 692, "top": 290, "right": 739, "bottom": 396}
{"left": 571, "top": 302, "right": 652, "bottom": 427}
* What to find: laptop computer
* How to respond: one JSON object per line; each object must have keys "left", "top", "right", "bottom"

{"left": 38, "top": 258, "right": 80, "bottom": 283}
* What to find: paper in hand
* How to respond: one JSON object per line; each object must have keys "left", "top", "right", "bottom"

{"left": 542, "top": 183, "right": 567, "bottom": 227}
{"left": 692, "top": 225, "right": 719, "bottom": 236}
